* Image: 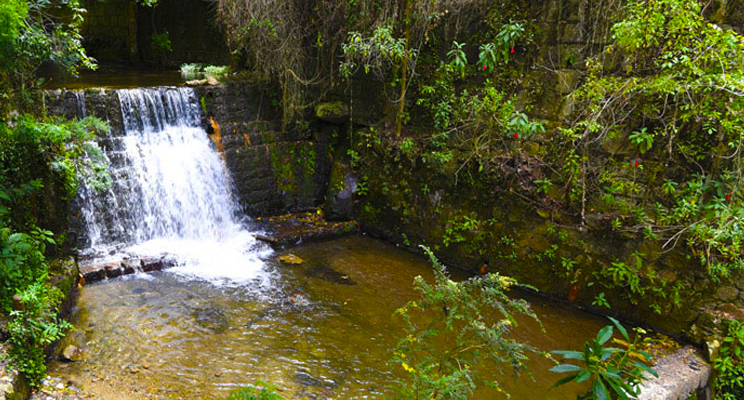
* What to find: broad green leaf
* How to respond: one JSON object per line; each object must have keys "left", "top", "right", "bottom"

{"left": 597, "top": 325, "right": 614, "bottom": 345}
{"left": 550, "top": 364, "right": 583, "bottom": 373}
{"left": 576, "top": 371, "right": 591, "bottom": 383}
{"left": 552, "top": 350, "right": 584, "bottom": 360}
{"left": 549, "top": 373, "right": 579, "bottom": 389}
{"left": 608, "top": 316, "right": 628, "bottom": 340}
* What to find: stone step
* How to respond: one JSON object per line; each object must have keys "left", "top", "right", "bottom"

{"left": 638, "top": 346, "right": 712, "bottom": 400}
{"left": 79, "top": 256, "right": 178, "bottom": 284}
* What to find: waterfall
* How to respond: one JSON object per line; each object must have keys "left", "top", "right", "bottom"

{"left": 74, "top": 91, "right": 86, "bottom": 118}
{"left": 77, "top": 87, "right": 270, "bottom": 284}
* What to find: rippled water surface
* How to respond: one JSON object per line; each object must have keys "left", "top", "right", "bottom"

{"left": 49, "top": 235, "right": 604, "bottom": 399}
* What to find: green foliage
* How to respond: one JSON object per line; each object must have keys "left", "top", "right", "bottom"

{"left": 224, "top": 381, "right": 283, "bottom": 400}
{"left": 535, "top": 178, "right": 552, "bottom": 195}
{"left": 182, "top": 64, "right": 230, "bottom": 78}
{"left": 591, "top": 253, "right": 682, "bottom": 315}
{"left": 391, "top": 246, "right": 538, "bottom": 399}
{"left": 446, "top": 41, "right": 467, "bottom": 79}
{"left": 0, "top": 0, "right": 28, "bottom": 70}
{"left": 477, "top": 22, "right": 524, "bottom": 72}
{"left": 553, "top": 0, "right": 744, "bottom": 277}
{"left": 551, "top": 317, "right": 657, "bottom": 400}
{"left": 342, "top": 25, "right": 411, "bottom": 78}
{"left": 0, "top": 0, "right": 95, "bottom": 117}
{"left": 216, "top": 0, "right": 351, "bottom": 125}
{"left": 0, "top": 221, "right": 54, "bottom": 311}
{"left": 204, "top": 65, "right": 229, "bottom": 77}
{"left": 0, "top": 116, "right": 111, "bottom": 227}
{"left": 714, "top": 320, "right": 744, "bottom": 399}
{"left": 180, "top": 63, "right": 202, "bottom": 74}
{"left": 0, "top": 115, "right": 108, "bottom": 385}
{"left": 628, "top": 128, "right": 653, "bottom": 154}
{"left": 442, "top": 215, "right": 496, "bottom": 256}
{"left": 416, "top": 59, "right": 544, "bottom": 178}
{"left": 8, "top": 279, "right": 72, "bottom": 387}
{"left": 592, "top": 292, "right": 610, "bottom": 309}
{"left": 150, "top": 30, "right": 172, "bottom": 65}
{"left": 0, "top": 0, "right": 107, "bottom": 388}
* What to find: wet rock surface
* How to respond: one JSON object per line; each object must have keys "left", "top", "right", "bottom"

{"left": 0, "top": 342, "right": 28, "bottom": 400}
{"left": 60, "top": 345, "right": 83, "bottom": 363}
{"left": 325, "top": 172, "right": 357, "bottom": 222}
{"left": 79, "top": 256, "right": 178, "bottom": 284}
{"left": 638, "top": 347, "right": 711, "bottom": 400}
{"left": 254, "top": 209, "right": 357, "bottom": 248}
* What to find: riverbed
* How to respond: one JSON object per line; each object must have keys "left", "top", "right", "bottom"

{"left": 48, "top": 235, "right": 604, "bottom": 399}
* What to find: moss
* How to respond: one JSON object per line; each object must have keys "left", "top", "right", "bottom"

{"left": 269, "top": 145, "right": 295, "bottom": 194}
{"left": 314, "top": 101, "right": 348, "bottom": 120}
{"left": 296, "top": 145, "right": 316, "bottom": 180}
{"left": 262, "top": 131, "right": 277, "bottom": 144}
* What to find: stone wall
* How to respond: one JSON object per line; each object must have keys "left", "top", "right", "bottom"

{"left": 196, "top": 85, "right": 332, "bottom": 216}
{"left": 350, "top": 147, "right": 743, "bottom": 343}
{"left": 80, "top": 0, "right": 137, "bottom": 63}
{"left": 137, "top": 0, "right": 231, "bottom": 66}
{"left": 80, "top": 0, "right": 230, "bottom": 66}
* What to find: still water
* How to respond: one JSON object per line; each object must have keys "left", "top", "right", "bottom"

{"left": 44, "top": 65, "right": 186, "bottom": 90}
{"left": 49, "top": 235, "right": 604, "bottom": 399}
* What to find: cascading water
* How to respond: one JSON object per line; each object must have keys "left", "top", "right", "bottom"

{"left": 77, "top": 87, "right": 271, "bottom": 284}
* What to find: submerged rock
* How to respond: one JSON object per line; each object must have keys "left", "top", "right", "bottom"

{"left": 302, "top": 264, "right": 356, "bottom": 285}
{"left": 292, "top": 370, "right": 338, "bottom": 389}
{"left": 244, "top": 305, "right": 280, "bottom": 329}
{"left": 278, "top": 254, "right": 304, "bottom": 265}
{"left": 288, "top": 290, "right": 310, "bottom": 307}
{"left": 193, "top": 307, "right": 229, "bottom": 333}
{"left": 60, "top": 345, "right": 83, "bottom": 362}
{"left": 186, "top": 79, "right": 208, "bottom": 86}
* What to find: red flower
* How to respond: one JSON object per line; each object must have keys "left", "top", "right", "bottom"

{"left": 483, "top": 65, "right": 487, "bottom": 71}
{"left": 726, "top": 194, "right": 731, "bottom": 200}
{"left": 510, "top": 48, "right": 515, "bottom": 54}
{"left": 513, "top": 133, "right": 519, "bottom": 139}
{"left": 634, "top": 161, "right": 639, "bottom": 167}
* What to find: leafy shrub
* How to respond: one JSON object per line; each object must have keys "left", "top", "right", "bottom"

{"left": 7, "top": 280, "right": 72, "bottom": 387}
{"left": 0, "top": 116, "right": 110, "bottom": 229}
{"left": 0, "top": 115, "right": 109, "bottom": 385}
{"left": 204, "top": 65, "right": 229, "bottom": 77}
{"left": 0, "top": 221, "right": 54, "bottom": 311}
{"left": 225, "top": 381, "right": 283, "bottom": 400}
{"left": 0, "top": 0, "right": 95, "bottom": 117}
{"left": 553, "top": 0, "right": 744, "bottom": 277}
{"left": 391, "top": 246, "right": 538, "bottom": 399}
{"left": 714, "top": 320, "right": 744, "bottom": 399}
{"left": 150, "top": 31, "right": 172, "bottom": 65}
{"left": 179, "top": 64, "right": 228, "bottom": 79}
{"left": 551, "top": 317, "right": 657, "bottom": 399}
{"left": 180, "top": 63, "right": 203, "bottom": 74}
